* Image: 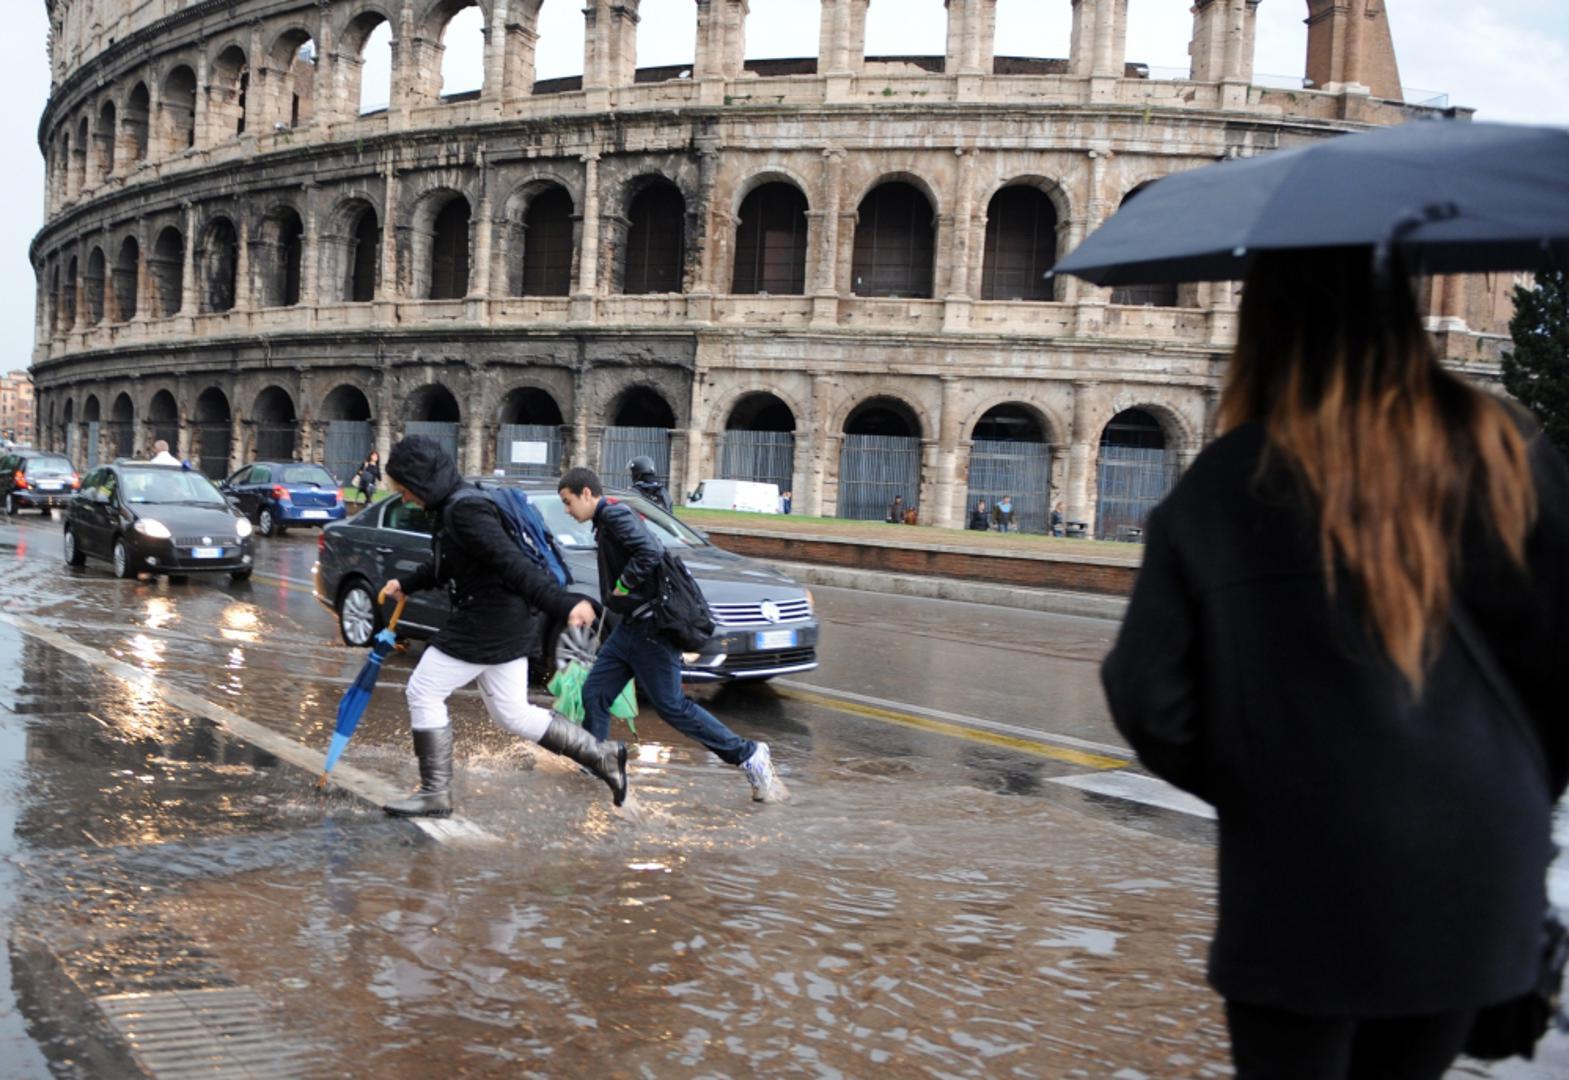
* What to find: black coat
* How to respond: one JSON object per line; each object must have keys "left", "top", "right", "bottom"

{"left": 391, "top": 438, "right": 578, "bottom": 665}
{"left": 592, "top": 499, "right": 664, "bottom": 616}
{"left": 1102, "top": 421, "right": 1569, "bottom": 1017}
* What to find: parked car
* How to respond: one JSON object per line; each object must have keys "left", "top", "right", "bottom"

{"left": 63, "top": 463, "right": 255, "bottom": 580}
{"left": 220, "top": 461, "right": 347, "bottom": 537}
{"left": 314, "top": 479, "right": 820, "bottom": 682}
{"left": 0, "top": 450, "right": 80, "bottom": 515}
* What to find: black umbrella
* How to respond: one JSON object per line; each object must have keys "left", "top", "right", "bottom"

{"left": 1052, "top": 120, "right": 1569, "bottom": 286}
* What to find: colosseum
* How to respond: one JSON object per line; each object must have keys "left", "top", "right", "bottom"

{"left": 29, "top": 0, "right": 1515, "bottom": 536}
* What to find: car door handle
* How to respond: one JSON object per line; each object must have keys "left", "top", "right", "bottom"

{"left": 374, "top": 546, "right": 394, "bottom": 554}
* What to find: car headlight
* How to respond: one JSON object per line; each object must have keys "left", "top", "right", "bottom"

{"left": 134, "top": 519, "right": 172, "bottom": 539}
{"left": 235, "top": 517, "right": 253, "bottom": 538}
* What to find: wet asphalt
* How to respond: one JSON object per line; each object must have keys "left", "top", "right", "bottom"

{"left": 0, "top": 509, "right": 1562, "bottom": 1078}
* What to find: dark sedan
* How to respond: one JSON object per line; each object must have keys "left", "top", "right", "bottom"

{"left": 221, "top": 461, "right": 347, "bottom": 537}
{"left": 63, "top": 463, "right": 256, "bottom": 581}
{"left": 1, "top": 450, "right": 79, "bottom": 514}
{"left": 313, "top": 479, "right": 819, "bottom": 682}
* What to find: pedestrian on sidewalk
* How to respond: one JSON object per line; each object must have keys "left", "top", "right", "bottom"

{"left": 354, "top": 450, "right": 381, "bottom": 503}
{"left": 1101, "top": 249, "right": 1569, "bottom": 1080}
{"left": 991, "top": 495, "right": 1015, "bottom": 533}
{"left": 378, "top": 436, "right": 629, "bottom": 817}
{"left": 1050, "top": 503, "right": 1065, "bottom": 537}
{"left": 558, "top": 467, "right": 789, "bottom": 803}
{"left": 886, "top": 494, "right": 905, "bottom": 524}
{"left": 968, "top": 499, "right": 990, "bottom": 531}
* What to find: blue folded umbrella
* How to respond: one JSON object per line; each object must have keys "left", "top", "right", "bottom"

{"left": 319, "top": 593, "right": 405, "bottom": 786}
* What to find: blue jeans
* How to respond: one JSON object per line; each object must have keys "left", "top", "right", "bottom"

{"left": 582, "top": 617, "right": 756, "bottom": 766}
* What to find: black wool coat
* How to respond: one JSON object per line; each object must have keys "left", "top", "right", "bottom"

{"left": 391, "top": 438, "right": 578, "bottom": 665}
{"left": 1102, "top": 420, "right": 1569, "bottom": 1017}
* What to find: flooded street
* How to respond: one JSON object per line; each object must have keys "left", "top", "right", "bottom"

{"left": 0, "top": 511, "right": 1562, "bottom": 1078}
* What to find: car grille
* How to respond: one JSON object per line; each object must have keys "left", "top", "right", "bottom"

{"left": 709, "top": 598, "right": 812, "bottom": 628}
{"left": 722, "top": 649, "right": 816, "bottom": 673}
{"left": 175, "top": 535, "right": 243, "bottom": 546}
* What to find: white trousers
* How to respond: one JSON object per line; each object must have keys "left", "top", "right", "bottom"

{"left": 405, "top": 646, "right": 553, "bottom": 742}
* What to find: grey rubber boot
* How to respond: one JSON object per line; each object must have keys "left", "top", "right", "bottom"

{"left": 539, "top": 716, "right": 629, "bottom": 806}
{"left": 383, "top": 727, "right": 454, "bottom": 818}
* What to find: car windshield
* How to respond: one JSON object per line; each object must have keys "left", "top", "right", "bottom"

{"left": 25, "top": 457, "right": 73, "bottom": 475}
{"left": 280, "top": 465, "right": 336, "bottom": 487}
{"left": 119, "top": 468, "right": 227, "bottom": 506}
{"left": 532, "top": 491, "right": 706, "bottom": 551}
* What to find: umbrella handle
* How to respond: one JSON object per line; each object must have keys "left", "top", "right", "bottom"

{"left": 377, "top": 588, "right": 407, "bottom": 632}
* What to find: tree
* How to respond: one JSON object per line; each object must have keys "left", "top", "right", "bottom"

{"left": 1501, "top": 270, "right": 1569, "bottom": 458}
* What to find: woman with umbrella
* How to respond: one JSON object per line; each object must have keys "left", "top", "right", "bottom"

{"left": 1082, "top": 122, "right": 1569, "bottom": 1076}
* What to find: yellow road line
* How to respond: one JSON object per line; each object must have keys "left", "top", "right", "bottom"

{"left": 250, "top": 571, "right": 315, "bottom": 596}
{"left": 773, "top": 685, "right": 1129, "bottom": 770}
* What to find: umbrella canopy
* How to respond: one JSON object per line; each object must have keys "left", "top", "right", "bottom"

{"left": 1052, "top": 120, "right": 1569, "bottom": 286}
{"left": 319, "top": 592, "right": 406, "bottom": 786}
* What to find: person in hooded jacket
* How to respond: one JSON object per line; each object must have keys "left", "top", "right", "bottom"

{"left": 558, "top": 466, "right": 789, "bottom": 802}
{"left": 627, "top": 456, "right": 672, "bottom": 512}
{"left": 378, "top": 436, "right": 629, "bottom": 816}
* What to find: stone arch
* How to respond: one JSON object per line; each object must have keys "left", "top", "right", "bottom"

{"left": 961, "top": 397, "right": 1064, "bottom": 446}
{"left": 964, "top": 401, "right": 1059, "bottom": 533}
{"left": 94, "top": 98, "right": 117, "bottom": 181}
{"left": 837, "top": 392, "right": 928, "bottom": 520}
{"left": 323, "top": 194, "right": 383, "bottom": 303}
{"left": 414, "top": 0, "right": 491, "bottom": 102}
{"left": 191, "top": 386, "right": 234, "bottom": 477}
{"left": 82, "top": 394, "right": 101, "bottom": 423}
{"left": 72, "top": 115, "right": 88, "bottom": 192}
{"left": 194, "top": 387, "right": 232, "bottom": 424}
{"left": 980, "top": 182, "right": 1062, "bottom": 302}
{"left": 730, "top": 168, "right": 815, "bottom": 217}
{"left": 609, "top": 384, "right": 677, "bottom": 429}
{"left": 198, "top": 215, "right": 241, "bottom": 313}
{"left": 851, "top": 178, "right": 939, "bottom": 299}
{"left": 255, "top": 204, "right": 306, "bottom": 308}
{"left": 849, "top": 169, "right": 944, "bottom": 221}
{"left": 253, "top": 385, "right": 298, "bottom": 423}
{"left": 158, "top": 65, "right": 198, "bottom": 155}
{"left": 108, "top": 391, "right": 136, "bottom": 458}
{"left": 150, "top": 225, "right": 184, "bottom": 317}
{"left": 1094, "top": 403, "right": 1184, "bottom": 539}
{"left": 111, "top": 235, "right": 140, "bottom": 323}
{"left": 404, "top": 383, "right": 462, "bottom": 422}
{"left": 702, "top": 382, "right": 811, "bottom": 437}
{"left": 725, "top": 391, "right": 798, "bottom": 432}
{"left": 1099, "top": 398, "right": 1197, "bottom": 453}
{"left": 841, "top": 393, "right": 926, "bottom": 439}
{"left": 252, "top": 385, "right": 299, "bottom": 461}
{"left": 409, "top": 185, "right": 476, "bottom": 299}
{"left": 990, "top": 174, "right": 1072, "bottom": 232}
{"left": 496, "top": 384, "right": 565, "bottom": 425}
{"left": 338, "top": 7, "right": 397, "bottom": 115}
{"left": 616, "top": 173, "right": 690, "bottom": 295}
{"left": 321, "top": 383, "right": 374, "bottom": 421}
{"left": 208, "top": 43, "right": 252, "bottom": 143}
{"left": 61, "top": 254, "right": 79, "bottom": 328}
{"left": 500, "top": 176, "right": 577, "bottom": 297}
{"left": 123, "top": 82, "right": 151, "bottom": 164}
{"left": 146, "top": 388, "right": 180, "bottom": 453}
{"left": 267, "top": 26, "right": 319, "bottom": 130}
{"left": 83, "top": 245, "right": 106, "bottom": 326}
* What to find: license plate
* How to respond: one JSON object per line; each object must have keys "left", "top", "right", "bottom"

{"left": 191, "top": 547, "right": 223, "bottom": 559}
{"left": 301, "top": 510, "right": 329, "bottom": 519}
{"left": 38, "top": 482, "right": 63, "bottom": 491}
{"left": 754, "top": 629, "right": 798, "bottom": 650}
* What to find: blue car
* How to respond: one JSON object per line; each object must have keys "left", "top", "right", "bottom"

{"left": 220, "top": 461, "right": 346, "bottom": 537}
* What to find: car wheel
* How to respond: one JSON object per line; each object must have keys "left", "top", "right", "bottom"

{"left": 111, "top": 538, "right": 135, "bottom": 580}
{"left": 551, "top": 619, "right": 601, "bottom": 672}
{"left": 63, "top": 527, "right": 86, "bottom": 567}
{"left": 229, "top": 569, "right": 252, "bottom": 583}
{"left": 257, "top": 508, "right": 276, "bottom": 537}
{"left": 337, "top": 580, "right": 379, "bottom": 647}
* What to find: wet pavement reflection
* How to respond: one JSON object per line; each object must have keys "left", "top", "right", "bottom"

{"left": 0, "top": 511, "right": 1562, "bottom": 1077}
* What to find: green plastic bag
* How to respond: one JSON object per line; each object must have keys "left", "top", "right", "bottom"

{"left": 548, "top": 659, "right": 638, "bottom": 736}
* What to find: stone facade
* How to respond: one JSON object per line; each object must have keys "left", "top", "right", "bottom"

{"left": 0, "top": 372, "right": 36, "bottom": 444}
{"left": 31, "top": 0, "right": 1512, "bottom": 533}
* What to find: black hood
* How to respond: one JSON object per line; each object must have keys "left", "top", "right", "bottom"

{"left": 385, "top": 436, "right": 465, "bottom": 509}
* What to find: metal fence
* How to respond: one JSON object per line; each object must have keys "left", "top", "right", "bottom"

{"left": 1095, "top": 445, "right": 1175, "bottom": 539}
{"left": 966, "top": 439, "right": 1052, "bottom": 533}
{"left": 718, "top": 430, "right": 794, "bottom": 493}
{"left": 496, "top": 423, "right": 565, "bottom": 478}
{"left": 838, "top": 433, "right": 921, "bottom": 521}
{"left": 325, "top": 420, "right": 373, "bottom": 485}
{"left": 255, "top": 422, "right": 298, "bottom": 462}
{"left": 85, "top": 422, "right": 100, "bottom": 469}
{"left": 403, "top": 421, "right": 460, "bottom": 465}
{"left": 599, "top": 427, "right": 670, "bottom": 488}
{"left": 193, "top": 422, "right": 231, "bottom": 479}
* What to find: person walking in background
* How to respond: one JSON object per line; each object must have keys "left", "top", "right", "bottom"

{"left": 1050, "top": 502, "right": 1065, "bottom": 537}
{"left": 378, "top": 437, "right": 629, "bottom": 816}
{"left": 355, "top": 450, "right": 381, "bottom": 503}
{"left": 779, "top": 490, "right": 793, "bottom": 515}
{"left": 886, "top": 494, "right": 905, "bottom": 524}
{"left": 968, "top": 499, "right": 990, "bottom": 531}
{"left": 991, "top": 495, "right": 1015, "bottom": 533}
{"left": 558, "top": 467, "right": 789, "bottom": 803}
{"left": 1101, "top": 248, "right": 1569, "bottom": 1080}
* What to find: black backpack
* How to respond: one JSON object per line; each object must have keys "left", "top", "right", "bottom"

{"left": 647, "top": 551, "right": 717, "bottom": 651}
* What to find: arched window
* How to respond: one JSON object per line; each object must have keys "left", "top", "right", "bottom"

{"left": 150, "top": 227, "right": 184, "bottom": 317}
{"left": 851, "top": 182, "right": 934, "bottom": 298}
{"left": 125, "top": 83, "right": 150, "bottom": 163}
{"left": 112, "top": 237, "right": 140, "bottom": 323}
{"left": 348, "top": 14, "right": 394, "bottom": 115}
{"left": 61, "top": 256, "right": 78, "bottom": 328}
{"left": 622, "top": 181, "right": 686, "bottom": 295}
{"left": 1109, "top": 186, "right": 1178, "bottom": 307}
{"left": 732, "top": 182, "right": 808, "bottom": 295}
{"left": 438, "top": 3, "right": 486, "bottom": 100}
{"left": 72, "top": 117, "right": 88, "bottom": 192}
{"left": 981, "top": 186, "right": 1058, "bottom": 301}
{"left": 516, "top": 187, "right": 574, "bottom": 297}
{"left": 346, "top": 206, "right": 380, "bottom": 302}
{"left": 84, "top": 247, "right": 106, "bottom": 326}
{"left": 252, "top": 386, "right": 298, "bottom": 461}
{"left": 201, "top": 218, "right": 240, "bottom": 314}
{"left": 95, "top": 100, "right": 117, "bottom": 181}
{"left": 429, "top": 198, "right": 472, "bottom": 300}
{"left": 271, "top": 32, "right": 318, "bottom": 129}
{"left": 210, "top": 46, "right": 250, "bottom": 141}
{"left": 258, "top": 208, "right": 305, "bottom": 308}
{"left": 1096, "top": 408, "right": 1174, "bottom": 539}
{"left": 148, "top": 390, "right": 179, "bottom": 452}
{"left": 160, "top": 66, "right": 197, "bottom": 154}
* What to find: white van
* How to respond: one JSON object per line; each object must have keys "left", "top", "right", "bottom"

{"left": 685, "top": 479, "right": 781, "bottom": 514}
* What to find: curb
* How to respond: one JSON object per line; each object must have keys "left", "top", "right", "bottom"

{"left": 768, "top": 559, "right": 1129, "bottom": 620}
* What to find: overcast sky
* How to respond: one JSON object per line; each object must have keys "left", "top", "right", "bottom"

{"left": 7, "top": 0, "right": 1567, "bottom": 373}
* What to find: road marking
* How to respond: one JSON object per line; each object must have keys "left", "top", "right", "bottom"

{"left": 249, "top": 570, "right": 316, "bottom": 595}
{"left": 770, "top": 680, "right": 1129, "bottom": 770}
{"left": 0, "top": 610, "right": 498, "bottom": 846}
{"left": 1050, "top": 770, "right": 1217, "bottom": 820}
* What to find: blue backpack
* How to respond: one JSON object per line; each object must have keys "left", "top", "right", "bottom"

{"left": 448, "top": 484, "right": 573, "bottom": 587}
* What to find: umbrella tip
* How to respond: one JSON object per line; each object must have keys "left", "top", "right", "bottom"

{"left": 317, "top": 772, "right": 330, "bottom": 790}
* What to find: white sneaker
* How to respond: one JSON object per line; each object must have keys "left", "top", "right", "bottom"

{"left": 742, "top": 742, "right": 790, "bottom": 803}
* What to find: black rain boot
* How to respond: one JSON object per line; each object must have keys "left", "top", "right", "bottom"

{"left": 383, "top": 727, "right": 454, "bottom": 818}
{"left": 539, "top": 716, "right": 628, "bottom": 807}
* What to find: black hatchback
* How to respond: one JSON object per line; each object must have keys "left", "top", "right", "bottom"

{"left": 0, "top": 450, "right": 80, "bottom": 515}
{"left": 314, "top": 480, "right": 820, "bottom": 682}
{"left": 63, "top": 463, "right": 256, "bottom": 581}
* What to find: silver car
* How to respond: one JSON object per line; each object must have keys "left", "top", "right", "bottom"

{"left": 312, "top": 479, "right": 820, "bottom": 682}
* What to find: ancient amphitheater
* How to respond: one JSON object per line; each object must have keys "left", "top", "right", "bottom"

{"left": 30, "top": 0, "right": 1512, "bottom": 535}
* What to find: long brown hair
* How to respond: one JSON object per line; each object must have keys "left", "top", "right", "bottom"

{"left": 1218, "top": 248, "right": 1535, "bottom": 692}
